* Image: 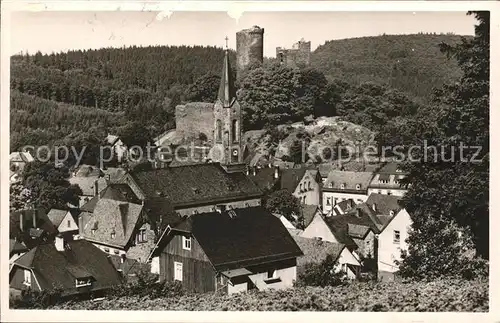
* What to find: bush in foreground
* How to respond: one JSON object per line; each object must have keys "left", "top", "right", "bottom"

{"left": 47, "top": 278, "right": 488, "bottom": 312}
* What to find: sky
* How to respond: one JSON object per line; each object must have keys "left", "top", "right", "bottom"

{"left": 10, "top": 11, "right": 476, "bottom": 57}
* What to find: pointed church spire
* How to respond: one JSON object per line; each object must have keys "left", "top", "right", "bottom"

{"left": 217, "top": 45, "right": 236, "bottom": 107}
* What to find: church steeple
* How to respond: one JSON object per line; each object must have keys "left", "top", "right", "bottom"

{"left": 217, "top": 45, "right": 236, "bottom": 108}
{"left": 209, "top": 37, "right": 246, "bottom": 173}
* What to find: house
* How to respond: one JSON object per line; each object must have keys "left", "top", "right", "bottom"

{"left": 330, "top": 199, "right": 357, "bottom": 216}
{"left": 363, "top": 193, "right": 409, "bottom": 281}
{"left": 46, "top": 209, "right": 79, "bottom": 237}
{"left": 291, "top": 234, "right": 360, "bottom": 279}
{"left": 69, "top": 165, "right": 109, "bottom": 207}
{"left": 10, "top": 151, "right": 34, "bottom": 184}
{"left": 322, "top": 170, "right": 374, "bottom": 214}
{"left": 248, "top": 165, "right": 322, "bottom": 206}
{"left": 9, "top": 236, "right": 123, "bottom": 296}
{"left": 9, "top": 239, "right": 29, "bottom": 268}
{"left": 79, "top": 184, "right": 181, "bottom": 264}
{"left": 121, "top": 162, "right": 263, "bottom": 217}
{"left": 106, "top": 134, "right": 128, "bottom": 162}
{"left": 367, "top": 162, "right": 409, "bottom": 197}
{"left": 10, "top": 209, "right": 58, "bottom": 248}
{"left": 148, "top": 206, "right": 303, "bottom": 294}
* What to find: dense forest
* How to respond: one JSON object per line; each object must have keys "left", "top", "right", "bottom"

{"left": 311, "top": 33, "right": 470, "bottom": 103}
{"left": 10, "top": 33, "right": 465, "bottom": 152}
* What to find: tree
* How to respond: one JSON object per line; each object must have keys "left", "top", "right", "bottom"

{"left": 118, "top": 121, "right": 154, "bottom": 151}
{"left": 265, "top": 189, "right": 301, "bottom": 224}
{"left": 297, "top": 254, "right": 345, "bottom": 287}
{"left": 22, "top": 161, "right": 82, "bottom": 211}
{"left": 399, "top": 11, "right": 489, "bottom": 279}
{"left": 184, "top": 73, "right": 221, "bottom": 102}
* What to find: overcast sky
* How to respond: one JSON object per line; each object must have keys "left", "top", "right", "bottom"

{"left": 10, "top": 11, "right": 476, "bottom": 57}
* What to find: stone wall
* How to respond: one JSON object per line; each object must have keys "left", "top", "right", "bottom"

{"left": 276, "top": 39, "right": 311, "bottom": 68}
{"left": 175, "top": 102, "right": 214, "bottom": 142}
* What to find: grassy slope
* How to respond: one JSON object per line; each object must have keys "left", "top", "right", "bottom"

{"left": 50, "top": 278, "right": 487, "bottom": 311}
{"left": 311, "top": 33, "right": 470, "bottom": 103}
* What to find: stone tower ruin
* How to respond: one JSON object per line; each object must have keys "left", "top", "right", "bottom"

{"left": 276, "top": 38, "right": 311, "bottom": 68}
{"left": 236, "top": 26, "right": 264, "bottom": 77}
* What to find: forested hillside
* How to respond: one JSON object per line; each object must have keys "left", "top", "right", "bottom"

{"left": 311, "top": 33, "right": 470, "bottom": 103}
{"left": 9, "top": 34, "right": 465, "bottom": 152}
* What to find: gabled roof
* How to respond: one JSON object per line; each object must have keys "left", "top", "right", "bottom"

{"left": 291, "top": 235, "right": 345, "bottom": 267}
{"left": 301, "top": 205, "right": 319, "bottom": 228}
{"left": 106, "top": 134, "right": 120, "bottom": 146}
{"left": 79, "top": 184, "right": 140, "bottom": 213}
{"left": 323, "top": 171, "right": 374, "bottom": 192}
{"left": 12, "top": 240, "right": 122, "bottom": 295}
{"left": 102, "top": 167, "right": 128, "bottom": 183}
{"left": 247, "top": 167, "right": 280, "bottom": 191}
{"left": 81, "top": 198, "right": 143, "bottom": 249}
{"left": 130, "top": 163, "right": 262, "bottom": 207}
{"left": 323, "top": 207, "right": 380, "bottom": 247}
{"left": 365, "top": 193, "right": 403, "bottom": 217}
{"left": 9, "top": 239, "right": 28, "bottom": 256}
{"left": 46, "top": 209, "right": 69, "bottom": 227}
{"left": 280, "top": 168, "right": 308, "bottom": 192}
{"left": 69, "top": 176, "right": 108, "bottom": 197}
{"left": 10, "top": 151, "right": 34, "bottom": 163}
{"left": 163, "top": 206, "right": 303, "bottom": 271}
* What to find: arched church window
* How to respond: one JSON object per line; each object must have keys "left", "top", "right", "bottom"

{"left": 232, "top": 119, "right": 238, "bottom": 143}
{"left": 216, "top": 119, "right": 222, "bottom": 142}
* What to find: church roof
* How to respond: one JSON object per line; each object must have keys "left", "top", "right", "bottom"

{"left": 217, "top": 50, "right": 236, "bottom": 107}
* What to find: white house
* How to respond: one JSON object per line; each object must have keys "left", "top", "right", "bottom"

{"left": 46, "top": 209, "right": 79, "bottom": 235}
{"left": 322, "top": 171, "right": 374, "bottom": 214}
{"left": 376, "top": 208, "right": 412, "bottom": 280}
{"left": 367, "top": 162, "right": 409, "bottom": 197}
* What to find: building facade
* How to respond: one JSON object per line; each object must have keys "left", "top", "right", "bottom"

{"left": 236, "top": 26, "right": 264, "bottom": 76}
{"left": 322, "top": 171, "right": 374, "bottom": 214}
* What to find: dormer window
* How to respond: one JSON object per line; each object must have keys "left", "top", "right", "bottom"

{"left": 75, "top": 277, "right": 92, "bottom": 288}
{"left": 328, "top": 182, "right": 333, "bottom": 188}
{"left": 111, "top": 231, "right": 116, "bottom": 239}
{"left": 136, "top": 229, "right": 147, "bottom": 243}
{"left": 340, "top": 183, "right": 346, "bottom": 190}
{"left": 182, "top": 236, "right": 191, "bottom": 251}
{"left": 355, "top": 184, "right": 361, "bottom": 190}
{"left": 389, "top": 210, "right": 395, "bottom": 216}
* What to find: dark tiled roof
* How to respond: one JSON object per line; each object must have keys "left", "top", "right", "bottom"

{"left": 280, "top": 168, "right": 307, "bottom": 193}
{"left": 130, "top": 163, "right": 262, "bottom": 207}
{"left": 81, "top": 198, "right": 143, "bottom": 249}
{"left": 74, "top": 164, "right": 103, "bottom": 177}
{"left": 13, "top": 240, "right": 122, "bottom": 295}
{"left": 217, "top": 50, "right": 236, "bottom": 106}
{"left": 377, "top": 162, "right": 407, "bottom": 175}
{"left": 334, "top": 199, "right": 356, "bottom": 215}
{"left": 80, "top": 184, "right": 141, "bottom": 213}
{"left": 10, "top": 209, "right": 57, "bottom": 247}
{"left": 323, "top": 171, "right": 374, "bottom": 192}
{"left": 365, "top": 193, "right": 403, "bottom": 217}
{"left": 46, "top": 209, "right": 68, "bottom": 227}
{"left": 324, "top": 207, "right": 380, "bottom": 247}
{"left": 301, "top": 205, "right": 319, "bottom": 228}
{"left": 170, "top": 206, "right": 303, "bottom": 271}
{"left": 247, "top": 167, "right": 280, "bottom": 191}
{"left": 291, "top": 235, "right": 345, "bottom": 267}
{"left": 69, "top": 176, "right": 108, "bottom": 197}
{"left": 9, "top": 239, "right": 28, "bottom": 256}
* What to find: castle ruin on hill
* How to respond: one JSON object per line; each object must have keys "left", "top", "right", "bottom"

{"left": 276, "top": 38, "right": 311, "bottom": 68}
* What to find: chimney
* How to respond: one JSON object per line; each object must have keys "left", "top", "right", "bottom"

{"left": 32, "top": 209, "right": 37, "bottom": 228}
{"left": 19, "top": 211, "right": 24, "bottom": 232}
{"left": 55, "top": 234, "right": 65, "bottom": 252}
{"left": 252, "top": 167, "right": 256, "bottom": 176}
{"left": 78, "top": 215, "right": 84, "bottom": 234}
{"left": 372, "top": 203, "right": 377, "bottom": 212}
{"left": 274, "top": 166, "right": 280, "bottom": 179}
{"left": 94, "top": 179, "right": 99, "bottom": 196}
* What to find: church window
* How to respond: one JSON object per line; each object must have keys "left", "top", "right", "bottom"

{"left": 216, "top": 119, "right": 222, "bottom": 142}
{"left": 232, "top": 119, "right": 238, "bottom": 143}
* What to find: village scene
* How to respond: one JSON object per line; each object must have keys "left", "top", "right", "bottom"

{"left": 6, "top": 10, "right": 488, "bottom": 312}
